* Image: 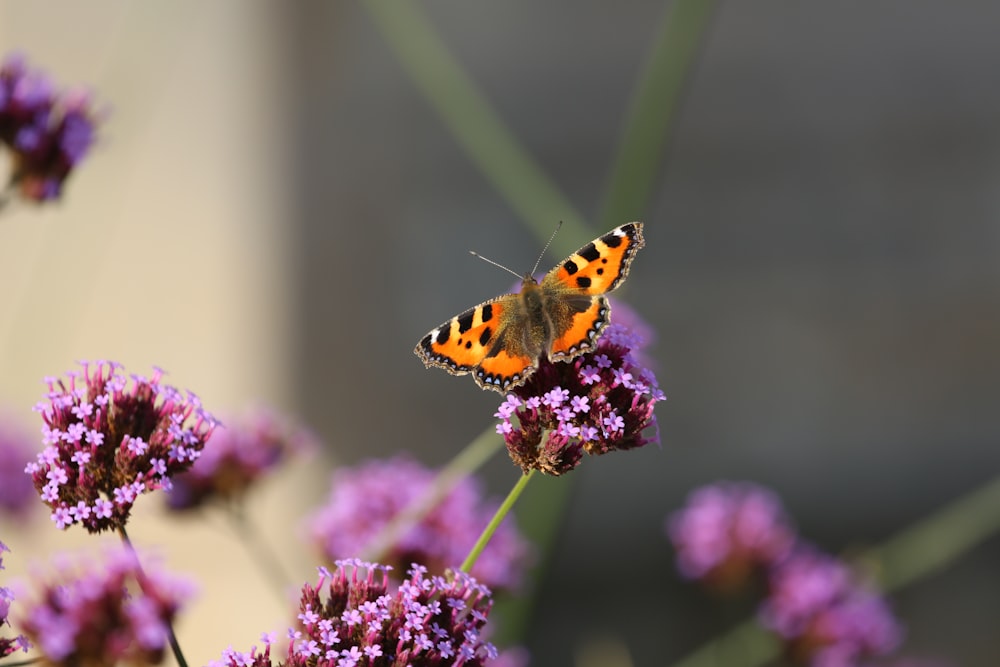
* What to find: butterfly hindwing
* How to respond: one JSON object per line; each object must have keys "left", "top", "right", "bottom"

{"left": 414, "top": 296, "right": 511, "bottom": 375}
{"left": 474, "top": 316, "right": 538, "bottom": 390}
{"left": 548, "top": 296, "right": 610, "bottom": 360}
{"left": 543, "top": 222, "right": 644, "bottom": 296}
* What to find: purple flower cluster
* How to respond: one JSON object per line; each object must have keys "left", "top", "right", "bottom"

{"left": 667, "top": 483, "right": 903, "bottom": 666}
{"left": 307, "top": 456, "right": 530, "bottom": 591}
{"left": 667, "top": 482, "right": 795, "bottom": 589}
{"left": 0, "top": 542, "right": 31, "bottom": 657}
{"left": 497, "top": 315, "right": 664, "bottom": 476}
{"left": 212, "top": 560, "right": 499, "bottom": 667}
{"left": 0, "top": 414, "right": 37, "bottom": 522}
{"left": 166, "top": 407, "right": 316, "bottom": 512}
{"left": 25, "top": 360, "right": 218, "bottom": 533}
{"left": 0, "top": 52, "right": 101, "bottom": 203}
{"left": 760, "top": 548, "right": 903, "bottom": 666}
{"left": 16, "top": 546, "right": 194, "bottom": 666}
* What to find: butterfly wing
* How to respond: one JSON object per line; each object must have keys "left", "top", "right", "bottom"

{"left": 541, "top": 222, "right": 645, "bottom": 359}
{"left": 415, "top": 293, "right": 537, "bottom": 392}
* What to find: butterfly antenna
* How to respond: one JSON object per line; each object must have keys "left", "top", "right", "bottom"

{"left": 469, "top": 251, "right": 522, "bottom": 279}
{"left": 530, "top": 221, "right": 563, "bottom": 276}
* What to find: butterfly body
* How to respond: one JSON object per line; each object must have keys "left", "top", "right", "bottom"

{"left": 415, "top": 222, "right": 644, "bottom": 392}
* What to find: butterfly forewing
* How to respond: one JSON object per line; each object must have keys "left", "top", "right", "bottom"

{"left": 542, "top": 222, "right": 645, "bottom": 296}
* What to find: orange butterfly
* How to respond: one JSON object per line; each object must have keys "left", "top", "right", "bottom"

{"left": 414, "top": 222, "right": 645, "bottom": 392}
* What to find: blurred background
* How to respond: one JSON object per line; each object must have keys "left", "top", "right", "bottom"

{"left": 2, "top": 1, "right": 1000, "bottom": 666}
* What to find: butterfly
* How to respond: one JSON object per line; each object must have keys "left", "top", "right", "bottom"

{"left": 414, "top": 222, "right": 645, "bottom": 392}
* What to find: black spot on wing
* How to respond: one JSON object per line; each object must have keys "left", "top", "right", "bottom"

{"left": 576, "top": 276, "right": 592, "bottom": 289}
{"left": 457, "top": 311, "right": 475, "bottom": 334}
{"left": 563, "top": 259, "right": 579, "bottom": 275}
{"left": 578, "top": 243, "right": 600, "bottom": 262}
{"left": 434, "top": 329, "right": 449, "bottom": 345}
{"left": 479, "top": 327, "right": 492, "bottom": 347}
{"left": 601, "top": 231, "right": 623, "bottom": 248}
{"left": 481, "top": 303, "right": 493, "bottom": 323}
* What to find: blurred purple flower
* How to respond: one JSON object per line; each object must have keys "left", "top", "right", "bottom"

{"left": 0, "top": 542, "right": 32, "bottom": 657}
{"left": 166, "top": 406, "right": 316, "bottom": 512}
{"left": 211, "top": 560, "right": 499, "bottom": 667}
{"left": 0, "top": 414, "right": 37, "bottom": 522}
{"left": 306, "top": 456, "right": 531, "bottom": 592}
{"left": 0, "top": 52, "right": 102, "bottom": 204}
{"left": 667, "top": 482, "right": 796, "bottom": 590}
{"left": 760, "top": 547, "right": 903, "bottom": 666}
{"left": 497, "top": 304, "right": 664, "bottom": 475}
{"left": 25, "top": 360, "right": 218, "bottom": 534}
{"left": 15, "top": 546, "right": 194, "bottom": 666}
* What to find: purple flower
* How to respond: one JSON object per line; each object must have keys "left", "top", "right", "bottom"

{"left": 0, "top": 542, "right": 32, "bottom": 657}
{"left": 497, "top": 302, "right": 664, "bottom": 475}
{"left": 210, "top": 561, "right": 499, "bottom": 667}
{"left": 26, "top": 361, "right": 218, "bottom": 534}
{"left": 0, "top": 413, "right": 37, "bottom": 522}
{"left": 0, "top": 52, "right": 103, "bottom": 205}
{"left": 306, "top": 456, "right": 531, "bottom": 591}
{"left": 759, "top": 547, "right": 904, "bottom": 665}
{"left": 15, "top": 546, "right": 193, "bottom": 666}
{"left": 667, "top": 482, "right": 796, "bottom": 589}
{"left": 165, "top": 406, "right": 316, "bottom": 512}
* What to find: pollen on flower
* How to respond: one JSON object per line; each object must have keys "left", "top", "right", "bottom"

{"left": 0, "top": 52, "right": 104, "bottom": 206}
{"left": 165, "top": 406, "right": 316, "bottom": 512}
{"left": 667, "top": 481, "right": 796, "bottom": 590}
{"left": 16, "top": 546, "right": 194, "bottom": 666}
{"left": 0, "top": 542, "right": 32, "bottom": 657}
{"left": 759, "top": 547, "right": 904, "bottom": 665}
{"left": 497, "top": 299, "right": 665, "bottom": 476}
{"left": 212, "top": 561, "right": 500, "bottom": 667}
{"left": 27, "top": 361, "right": 218, "bottom": 534}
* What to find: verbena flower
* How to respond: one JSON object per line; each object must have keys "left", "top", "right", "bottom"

{"left": 497, "top": 304, "right": 665, "bottom": 476}
{"left": 16, "top": 546, "right": 194, "bottom": 666}
{"left": 0, "top": 52, "right": 102, "bottom": 203}
{"left": 0, "top": 542, "right": 31, "bottom": 657}
{"left": 0, "top": 413, "right": 37, "bottom": 522}
{"left": 25, "top": 360, "right": 218, "bottom": 534}
{"left": 759, "top": 547, "right": 903, "bottom": 666}
{"left": 211, "top": 559, "right": 499, "bottom": 667}
{"left": 306, "top": 456, "right": 530, "bottom": 591}
{"left": 166, "top": 407, "right": 316, "bottom": 512}
{"left": 667, "top": 482, "right": 796, "bottom": 590}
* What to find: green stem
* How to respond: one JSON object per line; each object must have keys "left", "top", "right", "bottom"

{"left": 461, "top": 470, "right": 535, "bottom": 574}
{"left": 225, "top": 503, "right": 294, "bottom": 600}
{"left": 870, "top": 474, "right": 1000, "bottom": 593}
{"left": 362, "top": 0, "right": 591, "bottom": 253}
{"left": 117, "top": 526, "right": 188, "bottom": 667}
{"left": 599, "top": 0, "right": 718, "bottom": 228}
{"left": 361, "top": 427, "right": 505, "bottom": 563}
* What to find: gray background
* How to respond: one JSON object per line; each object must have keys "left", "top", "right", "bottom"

{"left": 289, "top": 3, "right": 1000, "bottom": 665}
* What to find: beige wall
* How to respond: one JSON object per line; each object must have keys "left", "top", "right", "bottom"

{"left": 0, "top": 3, "right": 316, "bottom": 663}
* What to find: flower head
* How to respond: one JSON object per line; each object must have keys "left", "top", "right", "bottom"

{"left": 0, "top": 542, "right": 32, "bottom": 657}
{"left": 0, "top": 413, "right": 37, "bottom": 522}
{"left": 26, "top": 361, "right": 218, "bottom": 533}
{"left": 667, "top": 482, "right": 796, "bottom": 590}
{"left": 0, "top": 52, "right": 103, "bottom": 204}
{"left": 16, "top": 546, "right": 194, "bottom": 666}
{"left": 166, "top": 406, "right": 316, "bottom": 512}
{"left": 497, "top": 304, "right": 664, "bottom": 475}
{"left": 306, "top": 456, "right": 530, "bottom": 591}
{"left": 212, "top": 560, "right": 499, "bottom": 667}
{"left": 759, "top": 547, "right": 903, "bottom": 665}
